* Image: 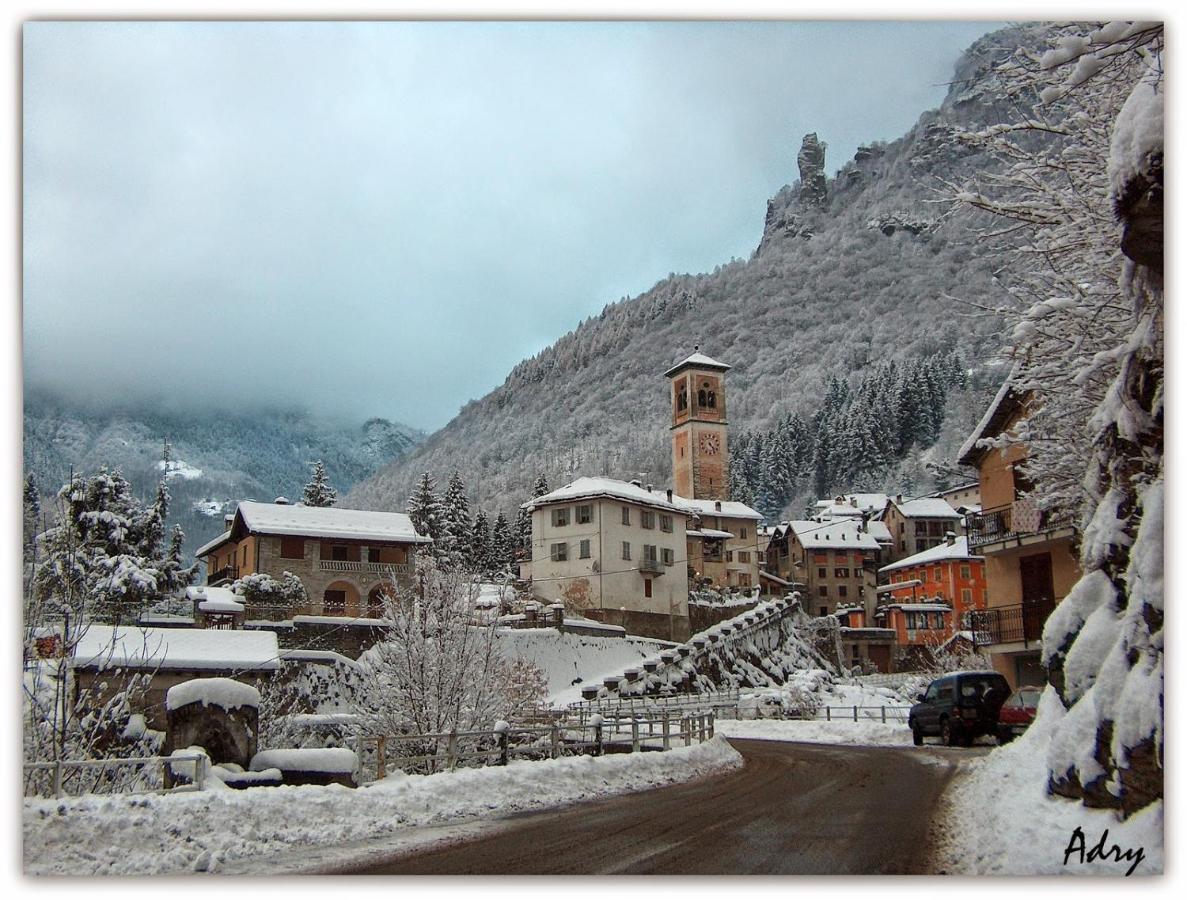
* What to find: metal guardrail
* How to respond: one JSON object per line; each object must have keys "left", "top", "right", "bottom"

{"left": 966, "top": 502, "right": 1073, "bottom": 550}
{"left": 23, "top": 753, "right": 209, "bottom": 799}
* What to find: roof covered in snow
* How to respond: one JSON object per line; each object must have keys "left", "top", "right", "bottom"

{"left": 891, "top": 497, "right": 963, "bottom": 520}
{"left": 880, "top": 535, "right": 983, "bottom": 573}
{"left": 663, "top": 350, "right": 732, "bottom": 377}
{"left": 196, "top": 500, "right": 431, "bottom": 557}
{"left": 957, "top": 365, "right": 1025, "bottom": 467}
{"left": 787, "top": 520, "right": 881, "bottom": 551}
{"left": 72, "top": 625, "right": 280, "bottom": 672}
{"left": 675, "top": 495, "right": 762, "bottom": 521}
{"left": 524, "top": 477, "right": 687, "bottom": 514}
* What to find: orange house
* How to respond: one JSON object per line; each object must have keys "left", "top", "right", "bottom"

{"left": 876, "top": 534, "right": 988, "bottom": 646}
{"left": 875, "top": 602, "right": 954, "bottom": 647}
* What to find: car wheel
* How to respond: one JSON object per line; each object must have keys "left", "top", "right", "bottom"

{"left": 941, "top": 718, "right": 956, "bottom": 747}
{"left": 912, "top": 722, "right": 924, "bottom": 746}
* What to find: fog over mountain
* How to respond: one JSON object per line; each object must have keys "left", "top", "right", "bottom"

{"left": 23, "top": 20, "right": 998, "bottom": 430}
{"left": 346, "top": 25, "right": 1055, "bottom": 519}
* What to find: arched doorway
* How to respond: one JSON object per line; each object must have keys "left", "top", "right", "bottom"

{"left": 322, "top": 580, "right": 360, "bottom": 617}
{"left": 367, "top": 584, "right": 395, "bottom": 619}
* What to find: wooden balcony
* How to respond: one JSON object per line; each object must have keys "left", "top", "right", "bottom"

{"left": 317, "top": 560, "right": 415, "bottom": 576}
{"left": 207, "top": 565, "right": 238, "bottom": 585}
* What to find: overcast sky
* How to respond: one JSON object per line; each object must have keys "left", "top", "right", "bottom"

{"left": 23, "top": 20, "right": 1000, "bottom": 430}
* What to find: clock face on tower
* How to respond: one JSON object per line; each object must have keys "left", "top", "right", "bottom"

{"left": 698, "top": 432, "right": 721, "bottom": 456}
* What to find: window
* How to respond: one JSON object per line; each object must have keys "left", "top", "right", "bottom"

{"left": 738, "top": 573, "right": 752, "bottom": 587}
{"left": 838, "top": 585, "right": 848, "bottom": 598}
{"left": 740, "top": 526, "right": 748, "bottom": 539}
{"left": 932, "top": 566, "right": 942, "bottom": 583}
{"left": 834, "top": 567, "right": 850, "bottom": 579}
{"left": 737, "top": 551, "right": 751, "bottom": 563}
{"left": 929, "top": 521, "right": 945, "bottom": 537}
{"left": 757, "top": 551, "right": 765, "bottom": 563}
{"left": 576, "top": 505, "right": 592, "bottom": 524}
{"left": 280, "top": 537, "right": 304, "bottom": 559}
{"left": 960, "top": 564, "right": 972, "bottom": 580}
{"left": 622, "top": 506, "right": 631, "bottom": 526}
{"left": 961, "top": 588, "right": 972, "bottom": 605}
{"left": 622, "top": 541, "right": 631, "bottom": 561}
{"left": 644, "top": 579, "right": 653, "bottom": 599}
{"left": 550, "top": 542, "right": 568, "bottom": 562}
{"left": 817, "top": 585, "right": 828, "bottom": 597}
{"left": 819, "top": 606, "right": 828, "bottom": 617}
{"left": 726, "top": 550, "right": 734, "bottom": 562}
{"left": 706, "top": 390, "right": 716, "bottom": 408}
{"left": 644, "top": 544, "right": 658, "bottom": 562}
{"left": 551, "top": 508, "right": 570, "bottom": 527}
{"left": 915, "top": 521, "right": 929, "bottom": 535}
{"left": 818, "top": 567, "right": 827, "bottom": 579}
{"left": 323, "top": 590, "right": 346, "bottom": 615}
{"left": 331, "top": 545, "right": 348, "bottom": 562}
{"left": 579, "top": 539, "right": 591, "bottom": 559}
{"left": 662, "top": 548, "right": 675, "bottom": 566}
{"left": 660, "top": 514, "right": 673, "bottom": 533}
{"left": 641, "top": 510, "right": 655, "bottom": 529}
{"left": 368, "top": 547, "right": 381, "bottom": 563}
{"left": 241, "top": 545, "right": 248, "bottom": 566}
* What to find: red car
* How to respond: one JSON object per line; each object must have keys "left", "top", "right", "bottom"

{"left": 995, "top": 686, "right": 1043, "bottom": 743}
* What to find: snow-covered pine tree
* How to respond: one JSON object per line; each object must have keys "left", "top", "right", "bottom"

{"left": 955, "top": 21, "right": 1162, "bottom": 816}
{"left": 23, "top": 473, "right": 41, "bottom": 565}
{"left": 515, "top": 473, "right": 549, "bottom": 560}
{"left": 490, "top": 512, "right": 513, "bottom": 575}
{"left": 470, "top": 510, "right": 492, "bottom": 575}
{"left": 406, "top": 472, "right": 444, "bottom": 549}
{"left": 302, "top": 459, "right": 338, "bottom": 507}
{"left": 440, "top": 472, "right": 472, "bottom": 564}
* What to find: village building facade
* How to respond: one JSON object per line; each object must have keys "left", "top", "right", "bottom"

{"left": 877, "top": 534, "right": 988, "bottom": 634}
{"left": 959, "top": 379, "right": 1081, "bottom": 689}
{"left": 520, "top": 477, "right": 691, "bottom": 640}
{"left": 764, "top": 520, "right": 880, "bottom": 619}
{"left": 194, "top": 500, "right": 431, "bottom": 620}
{"left": 879, "top": 495, "right": 965, "bottom": 563}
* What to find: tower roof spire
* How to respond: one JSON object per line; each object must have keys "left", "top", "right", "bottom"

{"left": 663, "top": 349, "right": 731, "bottom": 378}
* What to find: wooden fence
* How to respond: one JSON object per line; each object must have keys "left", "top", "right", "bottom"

{"left": 352, "top": 711, "right": 716, "bottom": 783}
{"left": 23, "top": 752, "right": 209, "bottom": 799}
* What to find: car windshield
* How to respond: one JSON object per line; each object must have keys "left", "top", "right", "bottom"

{"left": 1019, "top": 689, "right": 1042, "bottom": 707}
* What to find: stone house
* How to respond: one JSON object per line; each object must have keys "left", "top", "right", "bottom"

{"left": 195, "top": 500, "right": 432, "bottom": 620}
{"left": 764, "top": 519, "right": 881, "bottom": 619}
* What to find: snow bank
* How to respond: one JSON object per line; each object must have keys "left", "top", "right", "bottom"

{"left": 165, "top": 677, "right": 261, "bottom": 712}
{"left": 251, "top": 748, "right": 358, "bottom": 775}
{"left": 23, "top": 736, "right": 742, "bottom": 875}
{"left": 932, "top": 687, "right": 1163, "bottom": 875}
{"left": 493, "top": 628, "right": 668, "bottom": 704}
{"left": 715, "top": 718, "right": 912, "bottom": 747}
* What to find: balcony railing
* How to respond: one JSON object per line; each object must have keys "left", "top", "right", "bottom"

{"left": 966, "top": 500, "right": 1072, "bottom": 550}
{"left": 966, "top": 600, "right": 1055, "bottom": 648}
{"left": 207, "top": 565, "right": 238, "bottom": 585}
{"left": 318, "top": 560, "right": 415, "bottom": 576}
{"left": 638, "top": 558, "right": 665, "bottom": 575}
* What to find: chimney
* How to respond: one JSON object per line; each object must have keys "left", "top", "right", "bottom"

{"left": 946, "top": 531, "right": 956, "bottom": 546}
{"left": 646, "top": 483, "right": 653, "bottom": 492}
{"left": 895, "top": 494, "right": 903, "bottom": 505}
{"left": 666, "top": 489, "right": 673, "bottom": 503}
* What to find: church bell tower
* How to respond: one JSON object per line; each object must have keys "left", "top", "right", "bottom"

{"left": 665, "top": 348, "right": 731, "bottom": 500}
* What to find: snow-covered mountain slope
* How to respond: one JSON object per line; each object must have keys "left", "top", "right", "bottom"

{"left": 346, "top": 25, "right": 1055, "bottom": 518}
{"left": 23, "top": 390, "right": 424, "bottom": 558}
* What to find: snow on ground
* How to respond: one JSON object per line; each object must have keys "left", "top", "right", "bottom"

{"left": 159, "top": 457, "right": 203, "bottom": 480}
{"left": 493, "top": 628, "right": 671, "bottom": 705}
{"left": 715, "top": 718, "right": 913, "bottom": 747}
{"left": 23, "top": 736, "right": 742, "bottom": 876}
{"left": 931, "top": 688, "right": 1163, "bottom": 876}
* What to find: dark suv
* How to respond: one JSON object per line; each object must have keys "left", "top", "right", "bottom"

{"left": 909, "top": 671, "right": 1011, "bottom": 747}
